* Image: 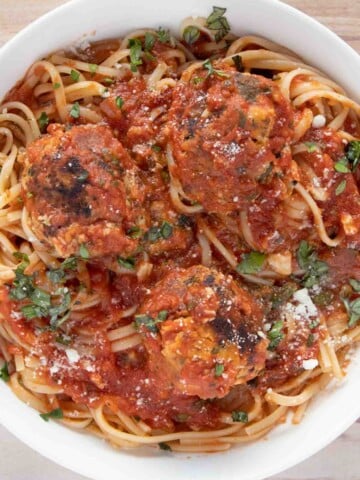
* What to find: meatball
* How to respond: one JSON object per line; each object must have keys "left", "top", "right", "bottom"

{"left": 136, "top": 265, "right": 268, "bottom": 399}
{"left": 22, "top": 124, "right": 145, "bottom": 258}
{"left": 168, "top": 63, "right": 296, "bottom": 215}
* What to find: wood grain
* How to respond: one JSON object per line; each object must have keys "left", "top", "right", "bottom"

{"left": 0, "top": 0, "right": 359, "bottom": 53}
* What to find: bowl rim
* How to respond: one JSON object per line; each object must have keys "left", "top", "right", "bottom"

{"left": 0, "top": 1, "right": 359, "bottom": 480}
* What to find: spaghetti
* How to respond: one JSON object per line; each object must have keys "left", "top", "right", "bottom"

{"left": 0, "top": 6, "right": 360, "bottom": 453}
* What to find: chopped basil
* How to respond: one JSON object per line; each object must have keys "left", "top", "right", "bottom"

{"left": 77, "top": 170, "right": 89, "bottom": 183}
{"left": 135, "top": 310, "right": 168, "bottom": 333}
{"left": 53, "top": 82, "right": 61, "bottom": 90}
{"left": 70, "top": 102, "right": 80, "bottom": 119}
{"left": 309, "top": 319, "right": 320, "bottom": 329}
{"left": 345, "top": 141, "right": 360, "bottom": 171}
{"left": 232, "top": 54, "right": 244, "bottom": 72}
{"left": 40, "top": 408, "right": 64, "bottom": 422}
{"left": 117, "top": 256, "right": 136, "bottom": 270}
{"left": 160, "top": 221, "right": 173, "bottom": 239}
{"left": 296, "top": 241, "right": 328, "bottom": 288}
{"left": 342, "top": 297, "right": 360, "bottom": 328}
{"left": 231, "top": 410, "right": 248, "bottom": 423}
{"left": 89, "top": 63, "right": 98, "bottom": 74}
{"left": 55, "top": 334, "right": 71, "bottom": 346}
{"left": 335, "top": 179, "right": 346, "bottom": 195}
{"left": 159, "top": 442, "right": 172, "bottom": 451}
{"left": 350, "top": 278, "right": 360, "bottom": 292}
{"left": 47, "top": 270, "right": 65, "bottom": 286}
{"left": 203, "top": 59, "right": 229, "bottom": 78}
{"left": 38, "top": 112, "right": 49, "bottom": 132}
{"left": 70, "top": 69, "right": 80, "bottom": 82}
{"left": 79, "top": 244, "right": 89, "bottom": 259}
{"left": 192, "top": 77, "right": 204, "bottom": 85}
{"left": 214, "top": 363, "right": 224, "bottom": 377}
{"left": 334, "top": 157, "right": 350, "bottom": 173}
{"left": 156, "top": 27, "right": 171, "bottom": 44}
{"left": 0, "top": 362, "right": 10, "bottom": 382}
{"left": 13, "top": 251, "right": 30, "bottom": 267}
{"left": 144, "top": 32, "right": 156, "bottom": 51}
{"left": 151, "top": 144, "right": 162, "bottom": 152}
{"left": 236, "top": 251, "right": 266, "bottom": 275}
{"left": 267, "top": 320, "right": 284, "bottom": 351}
{"left": 178, "top": 214, "right": 193, "bottom": 228}
{"left": 307, "top": 333, "right": 315, "bottom": 347}
{"left": 126, "top": 226, "right": 142, "bottom": 239}
{"left": 175, "top": 413, "right": 189, "bottom": 423}
{"left": 115, "top": 96, "right": 124, "bottom": 109}
{"left": 304, "top": 142, "right": 318, "bottom": 153}
{"left": 103, "top": 77, "right": 114, "bottom": 85}
{"left": 128, "top": 38, "right": 143, "bottom": 72}
{"left": 205, "top": 6, "right": 230, "bottom": 42}
{"left": 145, "top": 222, "right": 173, "bottom": 242}
{"left": 183, "top": 26, "right": 200, "bottom": 44}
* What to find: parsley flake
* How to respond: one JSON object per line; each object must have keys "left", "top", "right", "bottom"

{"left": 267, "top": 320, "right": 284, "bottom": 351}
{"left": 40, "top": 408, "right": 64, "bottom": 422}
{"left": 205, "top": 6, "right": 230, "bottom": 42}
{"left": 117, "top": 256, "right": 136, "bottom": 270}
{"left": 296, "top": 241, "right": 328, "bottom": 288}
{"left": 203, "top": 59, "right": 229, "bottom": 78}
{"left": 70, "top": 69, "right": 80, "bottom": 82}
{"left": 342, "top": 297, "right": 360, "bottom": 328}
{"left": 349, "top": 279, "right": 360, "bottom": 292}
{"left": 231, "top": 410, "right": 248, "bottom": 423}
{"left": 214, "top": 363, "right": 224, "bottom": 377}
{"left": 128, "top": 38, "right": 143, "bottom": 72}
{"left": 183, "top": 26, "right": 200, "bottom": 44}
{"left": 89, "top": 63, "right": 98, "bottom": 74}
{"left": 79, "top": 244, "right": 89, "bottom": 259}
{"left": 335, "top": 179, "right": 346, "bottom": 195}
{"left": 53, "top": 82, "right": 61, "bottom": 90}
{"left": 38, "top": 112, "right": 49, "bottom": 132}
{"left": 0, "top": 362, "right": 10, "bottom": 382}
{"left": 144, "top": 32, "right": 156, "bottom": 51}
{"left": 236, "top": 251, "right": 266, "bottom": 275}
{"left": 70, "top": 102, "right": 80, "bottom": 119}
{"left": 115, "top": 96, "right": 124, "bottom": 109}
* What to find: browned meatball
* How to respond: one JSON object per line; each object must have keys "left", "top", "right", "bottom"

{"left": 136, "top": 265, "right": 268, "bottom": 399}
{"left": 22, "top": 124, "right": 145, "bottom": 259}
{"left": 168, "top": 63, "right": 296, "bottom": 215}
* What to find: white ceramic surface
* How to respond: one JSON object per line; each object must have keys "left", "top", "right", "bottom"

{"left": 0, "top": 1, "right": 360, "bottom": 479}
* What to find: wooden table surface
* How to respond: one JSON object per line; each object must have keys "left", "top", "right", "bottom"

{"left": 0, "top": 1, "right": 359, "bottom": 480}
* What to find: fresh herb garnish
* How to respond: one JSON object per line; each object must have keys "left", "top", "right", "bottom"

{"left": 70, "top": 102, "right": 80, "bottom": 119}
{"left": 335, "top": 179, "right": 346, "bottom": 195}
{"left": 103, "top": 77, "right": 115, "bottom": 85}
{"left": 55, "top": 334, "right": 71, "bottom": 346}
{"left": 334, "top": 157, "right": 350, "bottom": 173}
{"left": 296, "top": 241, "right": 328, "bottom": 288}
{"left": 151, "top": 144, "right": 162, "bottom": 152}
{"left": 128, "top": 38, "right": 143, "bottom": 72}
{"left": 304, "top": 141, "right": 318, "bottom": 153}
{"left": 134, "top": 310, "right": 168, "bottom": 333}
{"left": 205, "top": 6, "right": 230, "bottom": 42}
{"left": 117, "top": 256, "right": 136, "bottom": 270}
{"left": 144, "top": 32, "right": 156, "bottom": 51}
{"left": 183, "top": 25, "right": 200, "bottom": 44}
{"left": 236, "top": 251, "right": 266, "bottom": 275}
{"left": 115, "top": 96, "right": 124, "bottom": 109}
{"left": 345, "top": 141, "right": 360, "bottom": 172}
{"left": 232, "top": 54, "right": 244, "bottom": 72}
{"left": 89, "top": 63, "right": 98, "bottom": 74}
{"left": 192, "top": 76, "right": 204, "bottom": 85}
{"left": 145, "top": 222, "right": 173, "bottom": 242}
{"left": 47, "top": 257, "right": 77, "bottom": 284}
{"left": 79, "top": 244, "right": 89, "bottom": 259}
{"left": 203, "top": 59, "right": 229, "bottom": 78}
{"left": 126, "top": 226, "right": 142, "bottom": 239}
{"left": 70, "top": 69, "right": 80, "bottom": 82}
{"left": 77, "top": 170, "right": 89, "bottom": 183}
{"left": 267, "top": 320, "right": 284, "bottom": 351}
{"left": 342, "top": 297, "right": 360, "bottom": 328}
{"left": 160, "top": 221, "right": 173, "bottom": 239}
{"left": 38, "top": 112, "right": 49, "bottom": 132}
{"left": 53, "top": 82, "right": 61, "bottom": 90}
{"left": 307, "top": 333, "right": 315, "bottom": 347}
{"left": 156, "top": 27, "right": 171, "bottom": 44}
{"left": 350, "top": 279, "right": 360, "bottom": 292}
{"left": 231, "top": 410, "right": 248, "bottom": 423}
{"left": 40, "top": 408, "right": 64, "bottom": 422}
{"left": 0, "top": 362, "right": 10, "bottom": 382}
{"left": 159, "top": 442, "right": 172, "bottom": 451}
{"left": 214, "top": 363, "right": 224, "bottom": 377}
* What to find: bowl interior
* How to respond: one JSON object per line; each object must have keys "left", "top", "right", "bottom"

{"left": 0, "top": 1, "right": 360, "bottom": 480}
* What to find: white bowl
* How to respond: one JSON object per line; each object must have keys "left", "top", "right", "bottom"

{"left": 0, "top": 1, "right": 360, "bottom": 479}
